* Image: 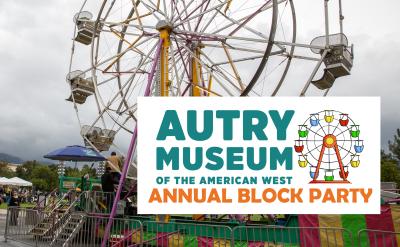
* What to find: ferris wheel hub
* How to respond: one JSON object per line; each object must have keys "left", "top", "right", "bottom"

{"left": 156, "top": 20, "right": 173, "bottom": 32}
{"left": 323, "top": 134, "right": 336, "bottom": 148}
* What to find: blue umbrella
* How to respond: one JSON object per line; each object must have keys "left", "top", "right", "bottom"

{"left": 44, "top": 145, "right": 106, "bottom": 162}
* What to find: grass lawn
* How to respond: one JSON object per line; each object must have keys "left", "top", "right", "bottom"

{"left": 0, "top": 202, "right": 35, "bottom": 210}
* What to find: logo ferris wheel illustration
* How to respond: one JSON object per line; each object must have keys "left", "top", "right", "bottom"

{"left": 294, "top": 110, "right": 363, "bottom": 184}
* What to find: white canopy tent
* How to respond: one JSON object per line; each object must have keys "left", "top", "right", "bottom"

{"left": 0, "top": 177, "right": 32, "bottom": 187}
{"left": 8, "top": 177, "right": 32, "bottom": 187}
{"left": 0, "top": 177, "right": 13, "bottom": 185}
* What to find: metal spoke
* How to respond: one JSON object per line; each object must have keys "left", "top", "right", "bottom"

{"left": 174, "top": 0, "right": 229, "bottom": 28}
{"left": 175, "top": 38, "right": 236, "bottom": 96}
{"left": 174, "top": 29, "right": 270, "bottom": 44}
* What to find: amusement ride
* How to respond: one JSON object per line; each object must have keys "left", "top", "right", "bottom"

{"left": 65, "top": 0, "right": 354, "bottom": 244}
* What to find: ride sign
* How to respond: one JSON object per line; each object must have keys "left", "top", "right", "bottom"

{"left": 137, "top": 97, "right": 380, "bottom": 214}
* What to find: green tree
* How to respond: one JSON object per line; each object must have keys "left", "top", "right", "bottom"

{"left": 0, "top": 161, "right": 16, "bottom": 178}
{"left": 64, "top": 164, "right": 97, "bottom": 178}
{"left": 381, "top": 149, "right": 393, "bottom": 161}
{"left": 31, "top": 178, "right": 48, "bottom": 191}
{"left": 388, "top": 128, "right": 400, "bottom": 161}
{"left": 65, "top": 167, "right": 81, "bottom": 177}
{"left": 30, "top": 165, "right": 58, "bottom": 191}
{"left": 48, "top": 164, "right": 59, "bottom": 174}
{"left": 81, "top": 164, "right": 97, "bottom": 177}
{"left": 16, "top": 160, "right": 40, "bottom": 181}
{"left": 381, "top": 129, "right": 400, "bottom": 187}
{"left": 381, "top": 159, "right": 400, "bottom": 186}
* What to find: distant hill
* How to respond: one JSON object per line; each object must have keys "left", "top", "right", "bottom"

{"left": 0, "top": 153, "right": 24, "bottom": 164}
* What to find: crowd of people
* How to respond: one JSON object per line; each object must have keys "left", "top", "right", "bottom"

{"left": 0, "top": 187, "right": 35, "bottom": 207}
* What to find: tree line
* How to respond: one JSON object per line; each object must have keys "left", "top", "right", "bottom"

{"left": 0, "top": 160, "right": 97, "bottom": 191}
{"left": 381, "top": 128, "right": 400, "bottom": 186}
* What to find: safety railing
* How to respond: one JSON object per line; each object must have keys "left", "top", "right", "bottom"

{"left": 4, "top": 207, "right": 142, "bottom": 247}
{"left": 4, "top": 207, "right": 49, "bottom": 247}
{"left": 142, "top": 221, "right": 233, "bottom": 246}
{"left": 5, "top": 192, "right": 83, "bottom": 247}
{"left": 4, "top": 209, "right": 400, "bottom": 247}
{"left": 358, "top": 229, "right": 400, "bottom": 247}
{"left": 232, "top": 225, "right": 353, "bottom": 247}
{"left": 39, "top": 189, "right": 77, "bottom": 214}
{"left": 69, "top": 214, "right": 143, "bottom": 247}
{"left": 33, "top": 188, "right": 58, "bottom": 210}
{"left": 79, "top": 191, "right": 117, "bottom": 214}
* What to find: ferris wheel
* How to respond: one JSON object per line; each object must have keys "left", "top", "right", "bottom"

{"left": 64, "top": 1, "right": 357, "bottom": 243}
{"left": 66, "top": 0, "right": 354, "bottom": 179}
{"left": 294, "top": 110, "right": 363, "bottom": 183}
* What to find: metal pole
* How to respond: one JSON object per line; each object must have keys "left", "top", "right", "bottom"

{"left": 145, "top": 39, "right": 163, "bottom": 96}
{"left": 324, "top": 0, "right": 330, "bottom": 47}
{"left": 324, "top": 88, "right": 331, "bottom": 96}
{"left": 159, "top": 27, "right": 171, "bottom": 96}
{"left": 192, "top": 44, "right": 203, "bottom": 96}
{"left": 4, "top": 207, "right": 10, "bottom": 242}
{"left": 339, "top": 0, "right": 344, "bottom": 44}
{"left": 324, "top": 0, "right": 344, "bottom": 98}
{"left": 299, "top": 50, "right": 328, "bottom": 96}
{"left": 101, "top": 127, "right": 137, "bottom": 247}
{"left": 35, "top": 211, "right": 39, "bottom": 247}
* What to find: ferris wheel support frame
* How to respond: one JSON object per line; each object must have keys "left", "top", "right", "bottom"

{"left": 158, "top": 24, "right": 172, "bottom": 96}
{"left": 193, "top": 44, "right": 205, "bottom": 96}
{"left": 311, "top": 134, "right": 349, "bottom": 184}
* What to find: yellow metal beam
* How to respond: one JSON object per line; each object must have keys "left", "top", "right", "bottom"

{"left": 224, "top": 0, "right": 233, "bottom": 14}
{"left": 191, "top": 44, "right": 205, "bottom": 97}
{"left": 207, "top": 73, "right": 213, "bottom": 96}
{"left": 191, "top": 47, "right": 202, "bottom": 96}
{"left": 159, "top": 28, "right": 171, "bottom": 96}
{"left": 194, "top": 83, "right": 221, "bottom": 97}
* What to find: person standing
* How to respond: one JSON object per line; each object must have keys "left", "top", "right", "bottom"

{"left": 101, "top": 167, "right": 115, "bottom": 213}
{"left": 0, "top": 187, "right": 3, "bottom": 205}
{"left": 9, "top": 192, "right": 20, "bottom": 226}
{"left": 107, "top": 151, "right": 123, "bottom": 183}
